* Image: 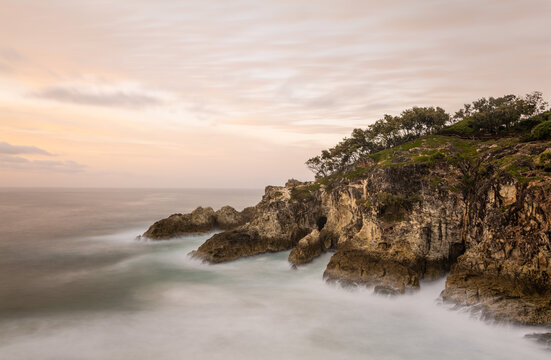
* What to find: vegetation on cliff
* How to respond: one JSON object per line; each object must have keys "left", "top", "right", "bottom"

{"left": 306, "top": 91, "right": 549, "bottom": 178}
{"left": 147, "top": 91, "right": 551, "bottom": 326}
{"left": 299, "top": 91, "right": 551, "bottom": 324}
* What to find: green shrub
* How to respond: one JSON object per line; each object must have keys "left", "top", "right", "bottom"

{"left": 431, "top": 152, "right": 446, "bottom": 161}
{"left": 514, "top": 116, "right": 544, "bottom": 132}
{"left": 540, "top": 152, "right": 551, "bottom": 172}
{"left": 343, "top": 166, "right": 369, "bottom": 180}
{"left": 531, "top": 120, "right": 551, "bottom": 140}
{"left": 355, "top": 199, "right": 372, "bottom": 209}
{"left": 441, "top": 118, "right": 475, "bottom": 136}
{"left": 290, "top": 187, "right": 314, "bottom": 201}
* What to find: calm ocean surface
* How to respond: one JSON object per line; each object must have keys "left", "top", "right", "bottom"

{"left": 0, "top": 188, "right": 548, "bottom": 359}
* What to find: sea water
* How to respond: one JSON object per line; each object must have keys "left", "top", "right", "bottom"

{"left": 0, "top": 188, "right": 549, "bottom": 359}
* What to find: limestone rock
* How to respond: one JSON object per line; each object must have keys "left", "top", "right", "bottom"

{"left": 143, "top": 205, "right": 248, "bottom": 240}
{"left": 191, "top": 228, "right": 298, "bottom": 263}
{"left": 192, "top": 184, "right": 322, "bottom": 262}
{"left": 323, "top": 243, "right": 420, "bottom": 293}
{"left": 215, "top": 206, "right": 243, "bottom": 229}
{"left": 288, "top": 229, "right": 322, "bottom": 265}
{"left": 190, "top": 206, "right": 216, "bottom": 229}
{"left": 142, "top": 207, "right": 215, "bottom": 239}
{"left": 285, "top": 178, "right": 302, "bottom": 188}
{"left": 240, "top": 206, "right": 256, "bottom": 223}
{"left": 142, "top": 213, "right": 193, "bottom": 239}
{"left": 442, "top": 174, "right": 551, "bottom": 325}
{"left": 160, "top": 138, "right": 551, "bottom": 325}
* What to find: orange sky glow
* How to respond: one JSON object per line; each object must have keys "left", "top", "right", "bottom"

{"left": 1, "top": 0, "right": 550, "bottom": 188}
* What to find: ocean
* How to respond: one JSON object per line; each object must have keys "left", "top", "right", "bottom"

{"left": 0, "top": 188, "right": 548, "bottom": 359}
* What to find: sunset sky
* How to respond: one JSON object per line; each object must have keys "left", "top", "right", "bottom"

{"left": 1, "top": 0, "right": 550, "bottom": 188}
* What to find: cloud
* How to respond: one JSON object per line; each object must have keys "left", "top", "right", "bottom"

{"left": 0, "top": 47, "right": 23, "bottom": 73}
{"left": 0, "top": 142, "right": 84, "bottom": 173}
{"left": 32, "top": 83, "right": 165, "bottom": 108}
{"left": 0, "top": 47, "right": 22, "bottom": 62}
{"left": 1, "top": 0, "right": 551, "bottom": 187}
{"left": 0, "top": 141, "right": 54, "bottom": 156}
{"left": 0, "top": 155, "right": 86, "bottom": 173}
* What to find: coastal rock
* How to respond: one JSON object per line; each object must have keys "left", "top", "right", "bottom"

{"left": 191, "top": 183, "right": 322, "bottom": 262}
{"left": 323, "top": 241, "right": 420, "bottom": 293}
{"left": 142, "top": 206, "right": 215, "bottom": 239}
{"left": 143, "top": 206, "right": 248, "bottom": 239}
{"left": 442, "top": 180, "right": 551, "bottom": 324}
{"left": 215, "top": 206, "right": 243, "bottom": 229}
{"left": 190, "top": 206, "right": 216, "bottom": 229}
{"left": 320, "top": 163, "right": 465, "bottom": 291}
{"left": 288, "top": 229, "right": 322, "bottom": 265}
{"left": 191, "top": 228, "right": 299, "bottom": 263}
{"left": 240, "top": 206, "right": 256, "bottom": 223}
{"left": 165, "top": 139, "right": 551, "bottom": 325}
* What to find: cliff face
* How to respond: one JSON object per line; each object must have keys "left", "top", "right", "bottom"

{"left": 321, "top": 163, "right": 466, "bottom": 293}
{"left": 147, "top": 135, "right": 551, "bottom": 325}
{"left": 442, "top": 174, "right": 551, "bottom": 324}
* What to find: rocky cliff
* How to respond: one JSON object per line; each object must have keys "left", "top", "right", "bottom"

{"left": 145, "top": 135, "right": 551, "bottom": 325}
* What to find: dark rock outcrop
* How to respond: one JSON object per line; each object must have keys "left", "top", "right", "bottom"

{"left": 288, "top": 229, "right": 322, "bottom": 265}
{"left": 191, "top": 182, "right": 322, "bottom": 262}
{"left": 215, "top": 206, "right": 243, "bottom": 229}
{"left": 143, "top": 205, "right": 249, "bottom": 239}
{"left": 441, "top": 177, "right": 551, "bottom": 324}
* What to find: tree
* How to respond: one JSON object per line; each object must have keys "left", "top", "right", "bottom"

{"left": 453, "top": 92, "right": 548, "bottom": 133}
{"left": 306, "top": 106, "right": 451, "bottom": 177}
{"left": 401, "top": 107, "right": 449, "bottom": 137}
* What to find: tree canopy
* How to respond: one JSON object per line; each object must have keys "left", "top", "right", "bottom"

{"left": 306, "top": 106, "right": 450, "bottom": 177}
{"left": 306, "top": 92, "right": 549, "bottom": 178}
{"left": 453, "top": 91, "right": 548, "bottom": 134}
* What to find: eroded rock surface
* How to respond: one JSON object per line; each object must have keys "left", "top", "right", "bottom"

{"left": 215, "top": 206, "right": 243, "bottom": 229}
{"left": 442, "top": 177, "right": 551, "bottom": 324}
{"left": 143, "top": 205, "right": 249, "bottom": 239}
{"left": 288, "top": 229, "right": 322, "bottom": 265}
{"left": 191, "top": 183, "right": 322, "bottom": 262}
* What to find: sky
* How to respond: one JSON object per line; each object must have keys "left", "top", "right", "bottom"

{"left": 1, "top": 0, "right": 550, "bottom": 188}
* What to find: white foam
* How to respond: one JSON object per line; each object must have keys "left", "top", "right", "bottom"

{"left": 0, "top": 232, "right": 548, "bottom": 360}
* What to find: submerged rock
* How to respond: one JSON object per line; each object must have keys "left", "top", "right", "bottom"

{"left": 525, "top": 333, "right": 551, "bottom": 349}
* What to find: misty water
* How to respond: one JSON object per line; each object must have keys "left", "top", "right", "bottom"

{"left": 0, "top": 189, "right": 549, "bottom": 359}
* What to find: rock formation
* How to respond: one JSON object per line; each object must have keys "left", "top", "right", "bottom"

{"left": 288, "top": 229, "right": 322, "bottom": 265}
{"left": 142, "top": 205, "right": 252, "bottom": 239}
{"left": 190, "top": 185, "right": 322, "bottom": 262}
{"left": 144, "top": 135, "right": 551, "bottom": 325}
